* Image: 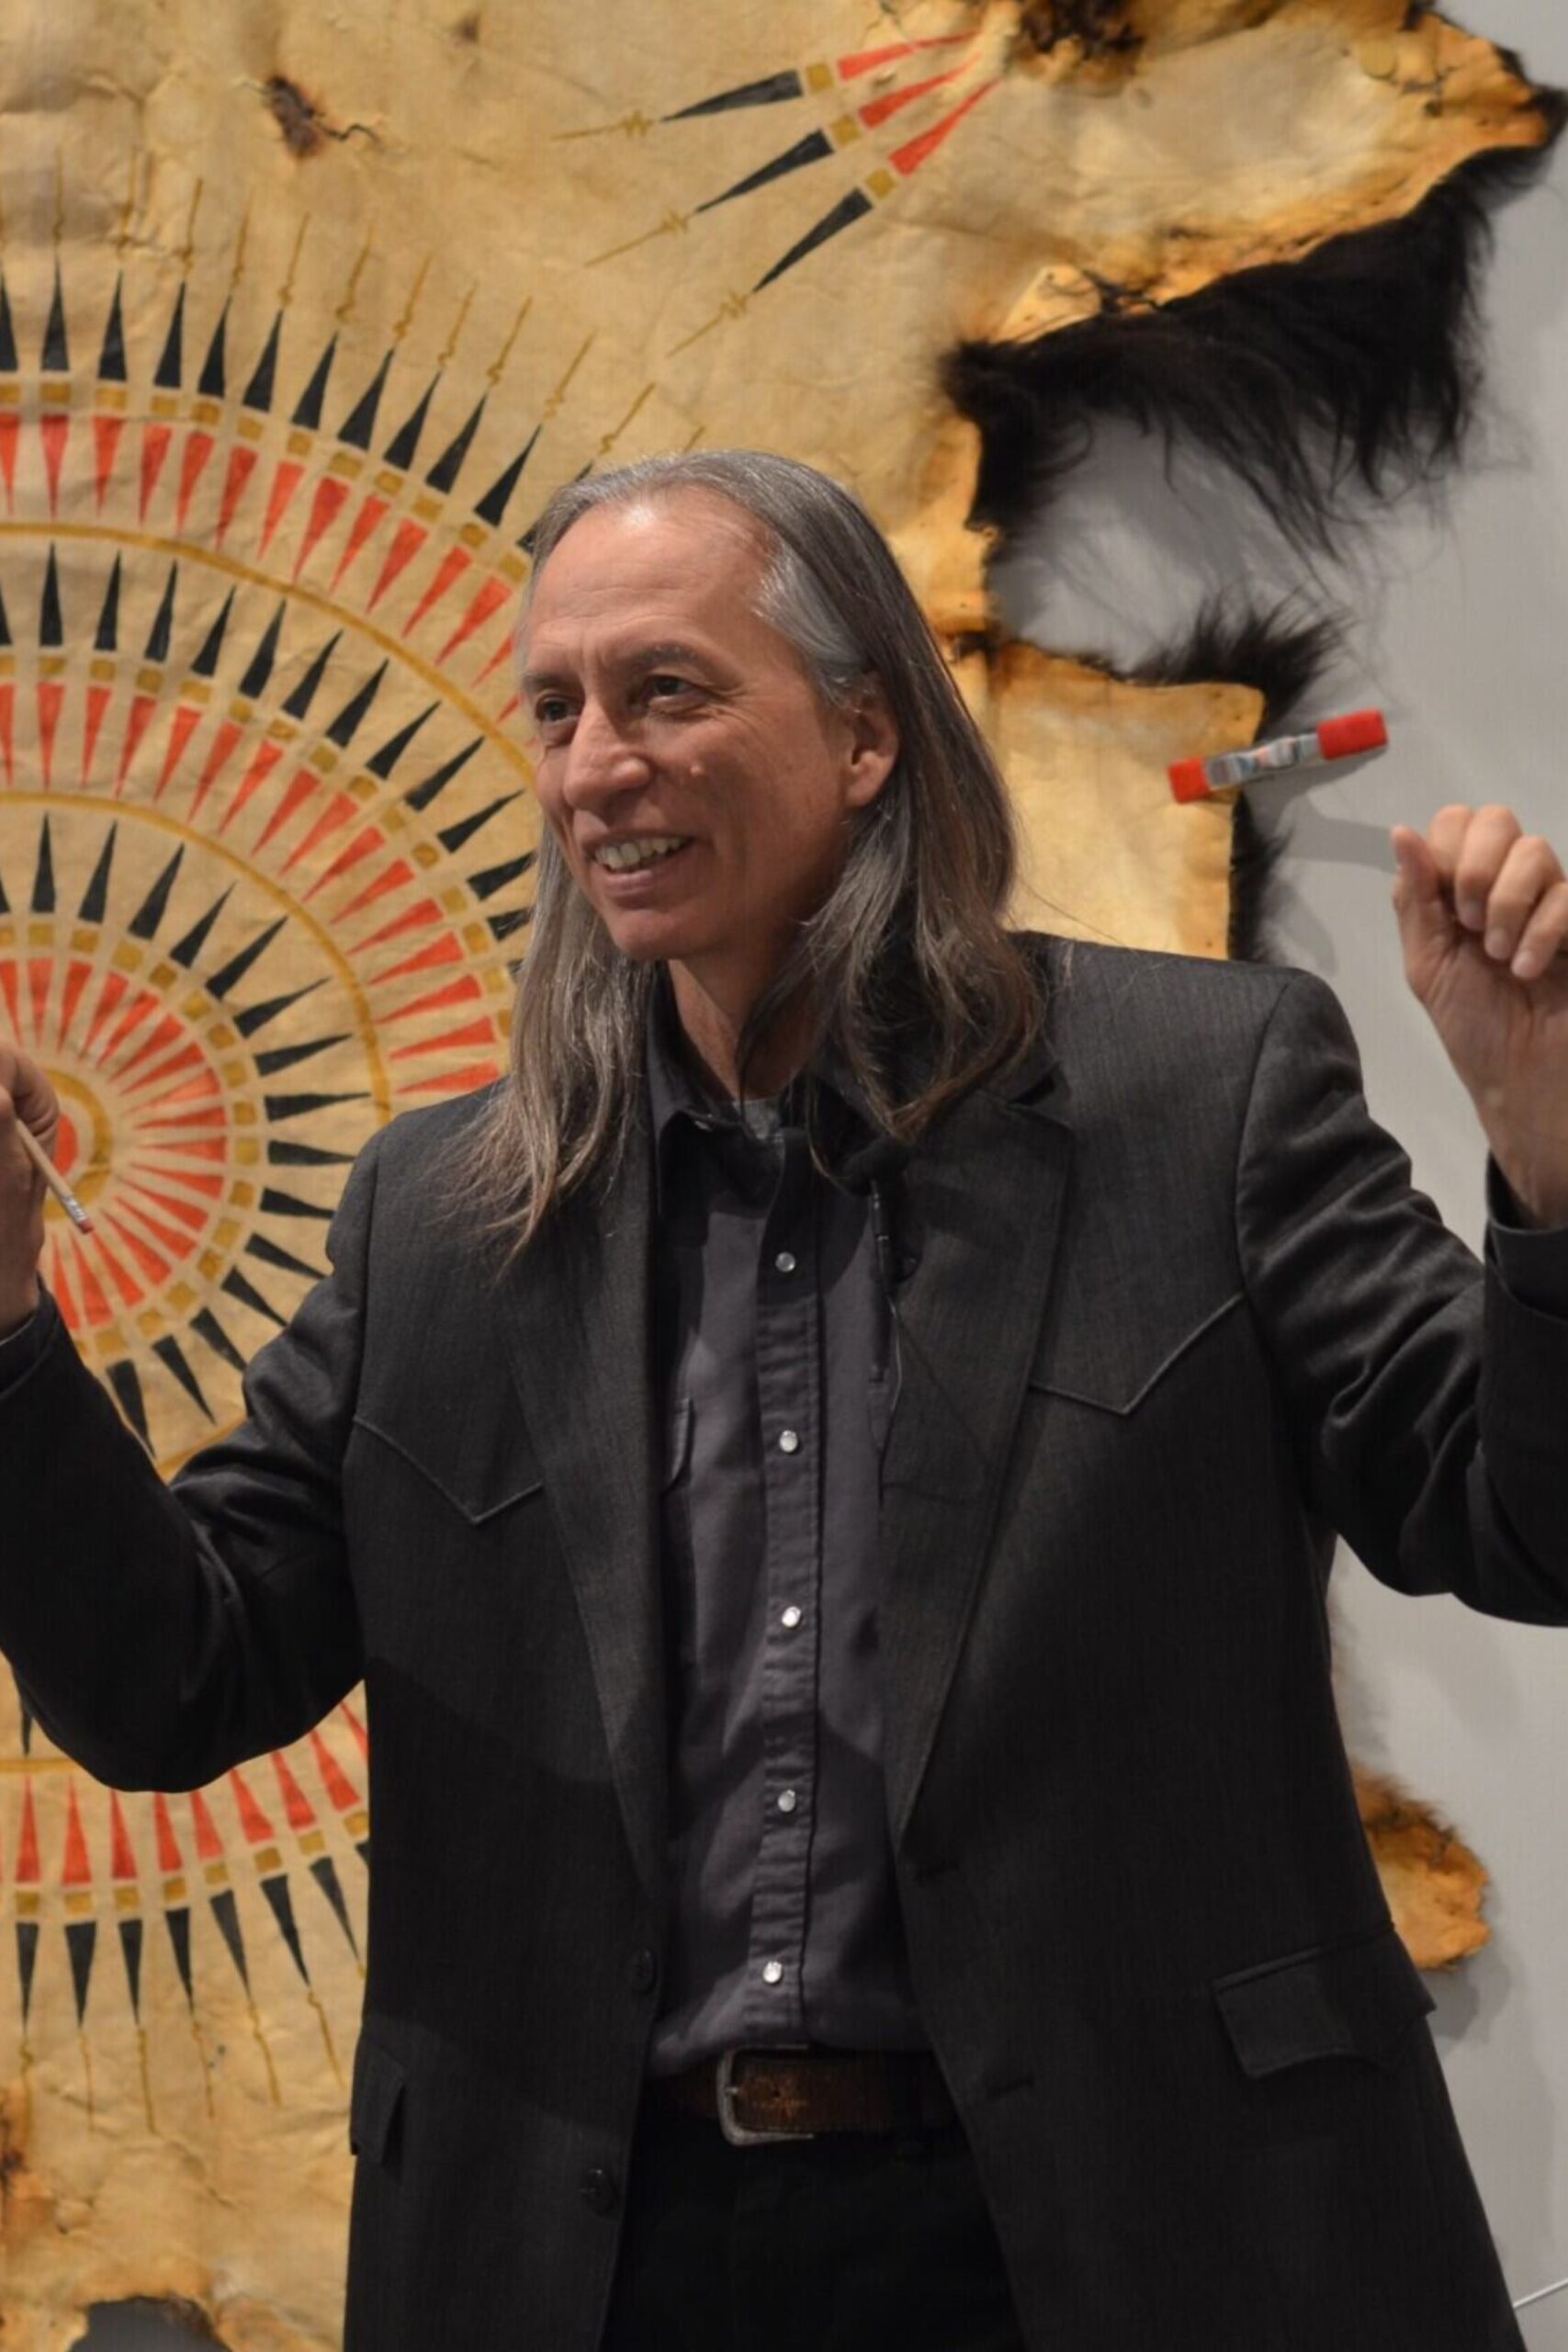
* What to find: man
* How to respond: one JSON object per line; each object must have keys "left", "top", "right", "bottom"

{"left": 2, "top": 450, "right": 1566, "bottom": 2351}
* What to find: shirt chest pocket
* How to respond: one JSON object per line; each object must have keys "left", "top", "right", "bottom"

{"left": 661, "top": 1391, "right": 694, "bottom": 1525}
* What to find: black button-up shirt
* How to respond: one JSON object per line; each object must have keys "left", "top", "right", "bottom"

{"left": 644, "top": 982, "right": 928, "bottom": 2073}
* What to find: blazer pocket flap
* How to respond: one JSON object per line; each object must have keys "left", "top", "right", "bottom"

{"left": 350, "top": 2030, "right": 406, "bottom": 2163}
{"left": 1030, "top": 1290, "right": 1244, "bottom": 1415}
{"left": 351, "top": 1403, "right": 544, "bottom": 1524}
{"left": 1214, "top": 1921, "right": 1435, "bottom": 2080}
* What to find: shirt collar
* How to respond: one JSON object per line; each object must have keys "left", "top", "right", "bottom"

{"left": 644, "top": 970, "right": 879, "bottom": 1209}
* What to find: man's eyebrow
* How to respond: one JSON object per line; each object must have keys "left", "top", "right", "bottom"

{"left": 519, "top": 640, "right": 714, "bottom": 695}
{"left": 632, "top": 640, "right": 710, "bottom": 671}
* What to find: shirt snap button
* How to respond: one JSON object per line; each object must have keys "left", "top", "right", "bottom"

{"left": 580, "top": 2165, "right": 620, "bottom": 2216}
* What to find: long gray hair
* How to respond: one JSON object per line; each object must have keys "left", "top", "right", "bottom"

{"left": 454, "top": 449, "right": 1042, "bottom": 1253}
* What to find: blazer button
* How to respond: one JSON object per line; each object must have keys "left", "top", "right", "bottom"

{"left": 580, "top": 2165, "right": 620, "bottom": 2217}
{"left": 629, "top": 1947, "right": 659, "bottom": 1996}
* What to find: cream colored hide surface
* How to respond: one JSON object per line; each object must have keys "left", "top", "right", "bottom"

{"left": 0, "top": 2, "right": 1544, "bottom": 2338}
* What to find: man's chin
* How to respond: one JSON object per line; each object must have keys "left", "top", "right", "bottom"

{"left": 598, "top": 910, "right": 713, "bottom": 966}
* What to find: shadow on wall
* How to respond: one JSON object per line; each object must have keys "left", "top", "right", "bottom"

{"left": 72, "top": 2304, "right": 227, "bottom": 2350}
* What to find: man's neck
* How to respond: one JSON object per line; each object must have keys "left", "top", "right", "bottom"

{"left": 667, "top": 962, "right": 815, "bottom": 1101}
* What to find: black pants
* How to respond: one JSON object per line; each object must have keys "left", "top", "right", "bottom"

{"left": 601, "top": 2099, "right": 1028, "bottom": 2351}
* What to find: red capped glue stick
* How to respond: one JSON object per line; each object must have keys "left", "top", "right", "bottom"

{"left": 1168, "top": 709, "right": 1388, "bottom": 802}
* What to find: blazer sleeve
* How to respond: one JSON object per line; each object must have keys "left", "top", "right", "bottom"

{"left": 0, "top": 1128, "right": 383, "bottom": 1790}
{"left": 1234, "top": 970, "right": 1568, "bottom": 1622}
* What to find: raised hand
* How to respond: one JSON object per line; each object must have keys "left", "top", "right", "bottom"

{"left": 0, "top": 1043, "right": 59, "bottom": 1332}
{"left": 1391, "top": 805, "right": 1568, "bottom": 1227}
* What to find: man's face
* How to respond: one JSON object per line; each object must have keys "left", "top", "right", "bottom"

{"left": 518, "top": 491, "right": 897, "bottom": 1008}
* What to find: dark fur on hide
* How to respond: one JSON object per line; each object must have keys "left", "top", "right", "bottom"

{"left": 1224, "top": 793, "right": 1286, "bottom": 965}
{"left": 1020, "top": 2, "right": 1139, "bottom": 57}
{"left": 945, "top": 130, "right": 1566, "bottom": 555}
{"left": 1074, "top": 594, "right": 1333, "bottom": 961}
{"left": 1132, "top": 594, "right": 1342, "bottom": 735}
{"left": 1134, "top": 596, "right": 1340, "bottom": 961}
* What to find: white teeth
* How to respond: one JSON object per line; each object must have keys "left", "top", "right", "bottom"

{"left": 593, "top": 835, "right": 687, "bottom": 872}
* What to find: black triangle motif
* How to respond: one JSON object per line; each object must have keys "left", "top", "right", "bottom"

{"left": 232, "top": 978, "right": 326, "bottom": 1038}
{"left": 438, "top": 790, "right": 521, "bottom": 854}
{"left": 402, "top": 736, "right": 481, "bottom": 810}
{"left": 95, "top": 556, "right": 123, "bottom": 652}
{"left": 238, "top": 604, "right": 286, "bottom": 700}
{"left": 78, "top": 823, "right": 118, "bottom": 922}
{"left": 366, "top": 701, "right": 436, "bottom": 778}
{"left": 282, "top": 632, "right": 342, "bottom": 720}
{"left": 128, "top": 847, "right": 185, "bottom": 940}
{"left": 31, "top": 818, "right": 57, "bottom": 914}
{"left": 41, "top": 262, "right": 69, "bottom": 374}
{"left": 154, "top": 283, "right": 187, "bottom": 390}
{"left": 339, "top": 350, "right": 393, "bottom": 451}
{"left": 39, "top": 548, "right": 64, "bottom": 647}
{"left": 475, "top": 428, "right": 540, "bottom": 528}
{"left": 118, "top": 1914, "right": 145, "bottom": 2017}
{"left": 190, "top": 1306, "right": 248, "bottom": 1374}
{"left": 292, "top": 334, "right": 338, "bottom": 429}
{"left": 198, "top": 300, "right": 230, "bottom": 399}
{"left": 207, "top": 914, "right": 287, "bottom": 999}
{"left": 243, "top": 312, "right": 284, "bottom": 413}
{"left": 144, "top": 564, "right": 178, "bottom": 663}
{"left": 169, "top": 886, "right": 233, "bottom": 969}
{"left": 324, "top": 661, "right": 387, "bottom": 748}
{"left": 468, "top": 850, "right": 536, "bottom": 901}
{"left": 425, "top": 394, "right": 487, "bottom": 493}
{"left": 96, "top": 275, "right": 128, "bottom": 382}
{"left": 152, "top": 1334, "right": 214, "bottom": 1421}
{"left": 107, "top": 1360, "right": 152, "bottom": 1448}
{"left": 191, "top": 588, "right": 235, "bottom": 678}
{"left": 384, "top": 375, "right": 438, "bottom": 471}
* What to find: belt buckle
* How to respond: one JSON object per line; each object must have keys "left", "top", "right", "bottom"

{"left": 716, "top": 2047, "right": 817, "bottom": 2147}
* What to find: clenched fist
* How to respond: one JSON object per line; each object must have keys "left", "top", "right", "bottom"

{"left": 1392, "top": 805, "right": 1568, "bottom": 1227}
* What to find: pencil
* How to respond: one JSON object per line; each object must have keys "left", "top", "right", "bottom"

{"left": 11, "top": 1118, "right": 94, "bottom": 1233}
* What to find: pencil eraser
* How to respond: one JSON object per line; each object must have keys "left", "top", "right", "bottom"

{"left": 1168, "top": 758, "right": 1212, "bottom": 803}
{"left": 1316, "top": 709, "right": 1388, "bottom": 761}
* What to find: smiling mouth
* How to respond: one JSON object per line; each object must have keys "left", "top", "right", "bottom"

{"left": 592, "top": 835, "right": 692, "bottom": 873}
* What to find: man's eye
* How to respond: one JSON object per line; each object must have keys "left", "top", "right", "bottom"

{"left": 646, "top": 673, "right": 692, "bottom": 701}
{"left": 534, "top": 697, "right": 574, "bottom": 729}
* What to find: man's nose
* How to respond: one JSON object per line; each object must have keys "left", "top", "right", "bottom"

{"left": 558, "top": 701, "right": 650, "bottom": 811}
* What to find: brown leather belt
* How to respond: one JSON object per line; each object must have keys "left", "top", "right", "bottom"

{"left": 649, "top": 2047, "right": 957, "bottom": 2146}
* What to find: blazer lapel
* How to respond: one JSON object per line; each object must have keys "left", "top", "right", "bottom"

{"left": 490, "top": 1133, "right": 666, "bottom": 1912}
{"left": 877, "top": 1062, "right": 1072, "bottom": 1849}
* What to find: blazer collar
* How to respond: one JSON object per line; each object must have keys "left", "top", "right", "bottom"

{"left": 489, "top": 1117, "right": 667, "bottom": 1914}
{"left": 490, "top": 947, "right": 1071, "bottom": 1899}
{"left": 874, "top": 1045, "right": 1072, "bottom": 1848}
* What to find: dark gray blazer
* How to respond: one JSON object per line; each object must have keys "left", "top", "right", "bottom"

{"left": 5, "top": 937, "right": 1563, "bottom": 2351}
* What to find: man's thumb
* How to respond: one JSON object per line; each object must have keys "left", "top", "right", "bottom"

{"left": 1390, "top": 827, "right": 1451, "bottom": 981}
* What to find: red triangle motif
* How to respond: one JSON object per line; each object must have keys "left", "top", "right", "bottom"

{"left": 93, "top": 413, "right": 125, "bottom": 509}
{"left": 139, "top": 422, "right": 173, "bottom": 519}
{"left": 39, "top": 412, "right": 70, "bottom": 514}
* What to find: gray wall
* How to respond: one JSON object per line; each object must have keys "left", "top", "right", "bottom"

{"left": 999, "top": 6, "right": 1568, "bottom": 2333}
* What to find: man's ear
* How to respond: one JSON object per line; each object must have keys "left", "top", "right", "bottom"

{"left": 842, "top": 676, "right": 900, "bottom": 810}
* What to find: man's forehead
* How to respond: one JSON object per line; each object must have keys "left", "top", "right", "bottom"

{"left": 519, "top": 504, "right": 779, "bottom": 674}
